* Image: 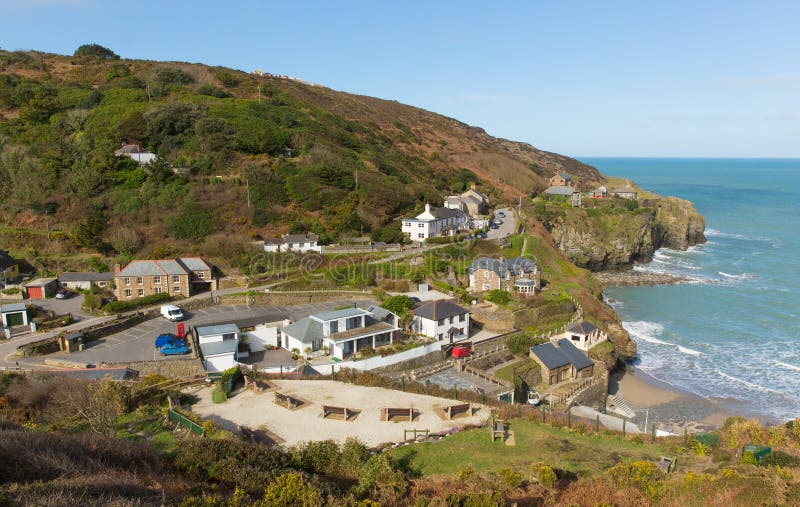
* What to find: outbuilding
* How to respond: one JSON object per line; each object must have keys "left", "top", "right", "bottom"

{"left": 23, "top": 277, "right": 59, "bottom": 299}
{"left": 1, "top": 302, "right": 29, "bottom": 328}
{"left": 530, "top": 338, "right": 594, "bottom": 385}
{"left": 196, "top": 323, "right": 240, "bottom": 372}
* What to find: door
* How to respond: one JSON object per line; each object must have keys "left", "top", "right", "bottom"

{"left": 6, "top": 312, "right": 23, "bottom": 326}
{"left": 26, "top": 287, "right": 43, "bottom": 299}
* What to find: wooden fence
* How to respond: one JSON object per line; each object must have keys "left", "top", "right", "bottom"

{"left": 167, "top": 409, "right": 205, "bottom": 437}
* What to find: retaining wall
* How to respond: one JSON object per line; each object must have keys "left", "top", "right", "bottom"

{"left": 108, "top": 357, "right": 206, "bottom": 378}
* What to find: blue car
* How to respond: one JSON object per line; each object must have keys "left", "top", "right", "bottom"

{"left": 154, "top": 333, "right": 180, "bottom": 349}
{"left": 160, "top": 342, "right": 189, "bottom": 356}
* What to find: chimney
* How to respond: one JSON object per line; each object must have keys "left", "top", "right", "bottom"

{"left": 425, "top": 203, "right": 432, "bottom": 214}
{"left": 113, "top": 263, "right": 121, "bottom": 275}
{"left": 470, "top": 182, "right": 476, "bottom": 191}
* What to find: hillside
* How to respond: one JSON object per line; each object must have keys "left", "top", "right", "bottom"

{"left": 0, "top": 47, "right": 605, "bottom": 264}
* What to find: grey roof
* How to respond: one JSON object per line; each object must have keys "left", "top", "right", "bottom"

{"left": 432, "top": 207, "right": 467, "bottom": 220}
{"left": 557, "top": 172, "right": 572, "bottom": 180}
{"left": 196, "top": 324, "right": 240, "bottom": 336}
{"left": 312, "top": 307, "right": 367, "bottom": 322}
{"left": 556, "top": 339, "right": 594, "bottom": 370}
{"left": 544, "top": 186, "right": 577, "bottom": 196}
{"left": 413, "top": 300, "right": 468, "bottom": 321}
{"left": 59, "top": 271, "right": 114, "bottom": 282}
{"left": 117, "top": 258, "right": 210, "bottom": 278}
{"left": 0, "top": 250, "right": 16, "bottom": 270}
{"left": 366, "top": 305, "right": 395, "bottom": 323}
{"left": 531, "top": 342, "right": 571, "bottom": 370}
{"left": 280, "top": 317, "right": 323, "bottom": 344}
{"left": 470, "top": 256, "right": 537, "bottom": 277}
{"left": 514, "top": 279, "right": 537, "bottom": 287}
{"left": 114, "top": 144, "right": 146, "bottom": 155}
{"left": 24, "top": 277, "right": 58, "bottom": 287}
{"left": 263, "top": 237, "right": 283, "bottom": 245}
{"left": 283, "top": 233, "right": 318, "bottom": 244}
{"left": 0, "top": 302, "right": 26, "bottom": 313}
{"left": 568, "top": 321, "right": 599, "bottom": 335}
{"left": 200, "top": 340, "right": 239, "bottom": 356}
{"left": 612, "top": 187, "right": 637, "bottom": 194}
{"left": 179, "top": 257, "right": 211, "bottom": 271}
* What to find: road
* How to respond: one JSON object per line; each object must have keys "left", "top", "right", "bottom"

{"left": 486, "top": 207, "right": 516, "bottom": 240}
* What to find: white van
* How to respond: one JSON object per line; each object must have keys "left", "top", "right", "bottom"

{"left": 160, "top": 304, "right": 184, "bottom": 322}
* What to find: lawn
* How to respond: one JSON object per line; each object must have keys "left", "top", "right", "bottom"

{"left": 494, "top": 358, "right": 535, "bottom": 384}
{"left": 116, "top": 410, "right": 180, "bottom": 453}
{"left": 390, "top": 418, "right": 681, "bottom": 478}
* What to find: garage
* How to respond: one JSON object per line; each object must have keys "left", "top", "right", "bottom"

{"left": 23, "top": 278, "right": 59, "bottom": 300}
{"left": 1, "top": 302, "right": 29, "bottom": 329}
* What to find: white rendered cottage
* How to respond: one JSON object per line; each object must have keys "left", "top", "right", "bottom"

{"left": 411, "top": 299, "right": 470, "bottom": 343}
{"left": 263, "top": 233, "right": 323, "bottom": 253}
{"left": 196, "top": 323, "right": 240, "bottom": 372}
{"left": 401, "top": 204, "right": 469, "bottom": 242}
{"left": 554, "top": 321, "right": 607, "bottom": 352}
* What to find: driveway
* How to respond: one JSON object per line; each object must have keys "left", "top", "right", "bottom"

{"left": 35, "top": 300, "right": 373, "bottom": 366}
{"left": 31, "top": 293, "right": 91, "bottom": 321}
{"left": 486, "top": 207, "right": 516, "bottom": 240}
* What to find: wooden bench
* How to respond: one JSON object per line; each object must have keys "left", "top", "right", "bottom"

{"left": 382, "top": 407, "right": 417, "bottom": 422}
{"left": 491, "top": 417, "right": 506, "bottom": 442}
{"left": 274, "top": 392, "right": 303, "bottom": 410}
{"left": 321, "top": 405, "right": 358, "bottom": 421}
{"left": 442, "top": 403, "right": 472, "bottom": 420}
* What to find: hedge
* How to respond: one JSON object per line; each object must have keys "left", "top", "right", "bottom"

{"left": 101, "top": 292, "right": 171, "bottom": 314}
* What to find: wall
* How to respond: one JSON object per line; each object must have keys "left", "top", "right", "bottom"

{"left": 243, "top": 323, "right": 285, "bottom": 352}
{"left": 107, "top": 357, "right": 205, "bottom": 378}
{"left": 315, "top": 340, "right": 444, "bottom": 373}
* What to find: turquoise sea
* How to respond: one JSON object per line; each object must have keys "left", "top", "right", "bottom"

{"left": 581, "top": 158, "right": 800, "bottom": 422}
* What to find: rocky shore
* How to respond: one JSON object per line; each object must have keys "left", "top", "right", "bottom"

{"left": 594, "top": 270, "right": 693, "bottom": 287}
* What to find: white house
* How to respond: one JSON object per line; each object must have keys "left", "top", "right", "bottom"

{"left": 401, "top": 204, "right": 470, "bottom": 242}
{"left": 114, "top": 144, "right": 157, "bottom": 167}
{"left": 196, "top": 323, "right": 240, "bottom": 372}
{"left": 553, "top": 321, "right": 607, "bottom": 352}
{"left": 411, "top": 299, "right": 470, "bottom": 342}
{"left": 279, "top": 305, "right": 400, "bottom": 360}
{"left": 263, "top": 233, "right": 323, "bottom": 253}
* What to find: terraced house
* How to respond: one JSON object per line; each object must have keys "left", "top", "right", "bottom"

{"left": 113, "top": 258, "right": 213, "bottom": 299}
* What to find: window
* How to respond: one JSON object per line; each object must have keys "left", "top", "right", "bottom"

{"left": 153, "top": 276, "right": 161, "bottom": 284}
{"left": 418, "top": 233, "right": 425, "bottom": 239}
{"left": 172, "top": 275, "right": 180, "bottom": 284}
{"left": 173, "top": 286, "right": 181, "bottom": 293}
{"left": 330, "top": 321, "right": 338, "bottom": 334}
{"left": 222, "top": 333, "right": 236, "bottom": 341}
{"left": 137, "top": 289, "right": 144, "bottom": 297}
{"left": 154, "top": 287, "right": 162, "bottom": 294}
{"left": 482, "top": 284, "right": 490, "bottom": 291}
{"left": 459, "top": 314, "right": 466, "bottom": 322}
{"left": 418, "top": 223, "right": 423, "bottom": 228}
{"left": 437, "top": 318, "right": 445, "bottom": 325}
{"left": 197, "top": 271, "right": 205, "bottom": 279}
{"left": 124, "top": 289, "right": 131, "bottom": 298}
{"left": 136, "top": 277, "right": 143, "bottom": 285}
{"left": 124, "top": 277, "right": 131, "bottom": 286}
{"left": 438, "top": 333, "right": 443, "bottom": 340}
{"left": 484, "top": 271, "right": 489, "bottom": 279}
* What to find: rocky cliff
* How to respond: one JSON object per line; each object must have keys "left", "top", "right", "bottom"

{"left": 546, "top": 196, "right": 705, "bottom": 271}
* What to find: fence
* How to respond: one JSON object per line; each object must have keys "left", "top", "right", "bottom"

{"left": 316, "top": 340, "right": 445, "bottom": 374}
{"left": 167, "top": 409, "right": 205, "bottom": 437}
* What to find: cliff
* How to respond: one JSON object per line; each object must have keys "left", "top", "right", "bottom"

{"left": 544, "top": 195, "right": 705, "bottom": 271}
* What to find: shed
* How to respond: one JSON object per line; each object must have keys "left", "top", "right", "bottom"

{"left": 58, "top": 332, "right": 85, "bottom": 353}
{"left": 0, "top": 302, "right": 28, "bottom": 328}
{"left": 24, "top": 278, "right": 59, "bottom": 299}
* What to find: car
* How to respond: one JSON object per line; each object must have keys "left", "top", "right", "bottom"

{"left": 477, "top": 232, "right": 487, "bottom": 239}
{"left": 55, "top": 289, "right": 69, "bottom": 299}
{"left": 451, "top": 345, "right": 472, "bottom": 358}
{"left": 160, "top": 342, "right": 189, "bottom": 356}
{"left": 490, "top": 224, "right": 499, "bottom": 229}
{"left": 154, "top": 333, "right": 181, "bottom": 349}
{"left": 409, "top": 296, "right": 422, "bottom": 303}
{"left": 497, "top": 211, "right": 505, "bottom": 218}
{"left": 160, "top": 304, "right": 184, "bottom": 322}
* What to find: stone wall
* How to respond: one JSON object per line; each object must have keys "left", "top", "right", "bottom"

{"left": 218, "top": 291, "right": 371, "bottom": 307}
{"left": 570, "top": 371, "right": 609, "bottom": 409}
{"left": 374, "top": 350, "right": 446, "bottom": 373}
{"left": 108, "top": 357, "right": 205, "bottom": 378}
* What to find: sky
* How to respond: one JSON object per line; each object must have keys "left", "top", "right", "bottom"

{"left": 2, "top": 0, "right": 799, "bottom": 158}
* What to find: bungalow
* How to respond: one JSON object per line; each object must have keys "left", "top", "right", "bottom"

{"left": 411, "top": 299, "right": 470, "bottom": 343}
{"left": 23, "top": 278, "right": 59, "bottom": 300}
{"left": 263, "top": 233, "right": 323, "bottom": 253}
{"left": 59, "top": 271, "right": 114, "bottom": 291}
{"left": 530, "top": 338, "right": 594, "bottom": 386}
{"left": 469, "top": 256, "right": 540, "bottom": 295}
{"left": 114, "top": 144, "right": 157, "bottom": 167}
{"left": 557, "top": 321, "right": 607, "bottom": 352}
{"left": 196, "top": 323, "right": 240, "bottom": 372}
{"left": 279, "top": 305, "right": 400, "bottom": 360}
{"left": 0, "top": 250, "right": 19, "bottom": 285}
{"left": 401, "top": 204, "right": 470, "bottom": 242}
{"left": 612, "top": 187, "right": 638, "bottom": 200}
{"left": 543, "top": 186, "right": 582, "bottom": 207}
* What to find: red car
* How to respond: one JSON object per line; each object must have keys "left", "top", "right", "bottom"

{"left": 451, "top": 345, "right": 472, "bottom": 358}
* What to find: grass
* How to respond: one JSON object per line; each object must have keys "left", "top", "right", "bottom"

{"left": 116, "top": 409, "right": 180, "bottom": 453}
{"left": 390, "top": 418, "right": 681, "bottom": 478}
{"left": 494, "top": 358, "right": 535, "bottom": 384}
{"left": 501, "top": 234, "right": 524, "bottom": 258}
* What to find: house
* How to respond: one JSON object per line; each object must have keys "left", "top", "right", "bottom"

{"left": 612, "top": 187, "right": 638, "bottom": 200}
{"left": 0, "top": 250, "right": 19, "bottom": 285}
{"left": 402, "top": 204, "right": 470, "bottom": 242}
{"left": 113, "top": 257, "right": 213, "bottom": 300}
{"left": 590, "top": 186, "right": 608, "bottom": 198}
{"left": 23, "top": 278, "right": 59, "bottom": 299}
{"left": 59, "top": 272, "right": 114, "bottom": 291}
{"left": 196, "top": 324, "right": 240, "bottom": 372}
{"left": 1, "top": 302, "right": 28, "bottom": 329}
{"left": 549, "top": 172, "right": 574, "bottom": 189}
{"left": 262, "top": 233, "right": 323, "bottom": 253}
{"left": 529, "top": 338, "right": 594, "bottom": 386}
{"left": 411, "top": 299, "right": 470, "bottom": 342}
{"left": 279, "top": 305, "right": 400, "bottom": 360}
{"left": 543, "top": 186, "right": 583, "bottom": 207}
{"left": 469, "top": 256, "right": 540, "bottom": 295}
{"left": 443, "top": 184, "right": 490, "bottom": 218}
{"left": 114, "top": 144, "right": 157, "bottom": 166}
{"left": 556, "top": 321, "right": 607, "bottom": 352}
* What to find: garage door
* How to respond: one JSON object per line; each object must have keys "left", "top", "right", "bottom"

{"left": 6, "top": 312, "right": 23, "bottom": 326}
{"left": 204, "top": 354, "right": 235, "bottom": 373}
{"left": 26, "top": 287, "right": 43, "bottom": 299}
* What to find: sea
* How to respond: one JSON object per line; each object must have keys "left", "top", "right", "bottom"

{"left": 580, "top": 158, "right": 800, "bottom": 422}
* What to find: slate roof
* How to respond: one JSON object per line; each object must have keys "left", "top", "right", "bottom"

{"left": 366, "top": 305, "right": 395, "bottom": 323}
{"left": 280, "top": 317, "right": 323, "bottom": 344}
{"left": 0, "top": 250, "right": 17, "bottom": 270}
{"left": 117, "top": 258, "right": 210, "bottom": 277}
{"left": 413, "top": 300, "right": 468, "bottom": 321}
{"left": 544, "top": 186, "right": 577, "bottom": 196}
{"left": 283, "top": 233, "right": 318, "bottom": 244}
{"left": 180, "top": 257, "right": 211, "bottom": 271}
{"left": 114, "top": 144, "right": 147, "bottom": 155}
{"left": 431, "top": 207, "right": 467, "bottom": 220}
{"left": 196, "top": 324, "right": 240, "bottom": 337}
{"left": 200, "top": 340, "right": 239, "bottom": 356}
{"left": 470, "top": 256, "right": 538, "bottom": 277}
{"left": 0, "top": 302, "right": 26, "bottom": 313}
{"left": 567, "top": 321, "right": 599, "bottom": 335}
{"left": 558, "top": 172, "right": 572, "bottom": 180}
{"left": 530, "top": 339, "right": 594, "bottom": 371}
{"left": 312, "top": 307, "right": 367, "bottom": 322}
{"left": 59, "top": 271, "right": 114, "bottom": 282}
{"left": 556, "top": 339, "right": 594, "bottom": 370}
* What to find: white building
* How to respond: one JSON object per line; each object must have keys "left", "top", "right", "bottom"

{"left": 59, "top": 271, "right": 114, "bottom": 290}
{"left": 196, "top": 323, "right": 240, "bottom": 372}
{"left": 114, "top": 144, "right": 158, "bottom": 167}
{"left": 553, "top": 321, "right": 607, "bottom": 352}
{"left": 263, "top": 233, "right": 323, "bottom": 253}
{"left": 411, "top": 299, "right": 470, "bottom": 342}
{"left": 402, "top": 204, "right": 470, "bottom": 242}
{"left": 279, "top": 306, "right": 400, "bottom": 360}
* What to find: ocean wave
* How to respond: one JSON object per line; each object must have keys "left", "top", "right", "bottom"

{"left": 625, "top": 321, "right": 703, "bottom": 357}
{"left": 705, "top": 228, "right": 772, "bottom": 243}
{"left": 774, "top": 361, "right": 800, "bottom": 372}
{"left": 714, "top": 369, "right": 787, "bottom": 396}
{"left": 718, "top": 271, "right": 758, "bottom": 280}
{"left": 677, "top": 345, "right": 702, "bottom": 356}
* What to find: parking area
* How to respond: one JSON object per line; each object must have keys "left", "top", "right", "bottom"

{"left": 31, "top": 293, "right": 91, "bottom": 321}
{"left": 486, "top": 207, "right": 516, "bottom": 240}
{"left": 39, "top": 300, "right": 372, "bottom": 366}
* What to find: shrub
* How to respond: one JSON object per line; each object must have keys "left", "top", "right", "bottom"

{"left": 484, "top": 289, "right": 511, "bottom": 305}
{"left": 607, "top": 460, "right": 664, "bottom": 500}
{"left": 73, "top": 43, "right": 119, "bottom": 60}
{"left": 530, "top": 462, "right": 557, "bottom": 488}
{"left": 101, "top": 292, "right": 170, "bottom": 313}
{"left": 498, "top": 467, "right": 522, "bottom": 488}
{"left": 380, "top": 295, "right": 415, "bottom": 315}
{"left": 506, "top": 332, "right": 547, "bottom": 356}
{"left": 260, "top": 472, "right": 324, "bottom": 506}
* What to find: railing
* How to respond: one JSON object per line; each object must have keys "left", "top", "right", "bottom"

{"left": 463, "top": 363, "right": 512, "bottom": 388}
{"left": 167, "top": 409, "right": 205, "bottom": 437}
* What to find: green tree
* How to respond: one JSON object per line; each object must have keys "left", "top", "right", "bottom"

{"left": 75, "top": 205, "right": 108, "bottom": 251}
{"left": 259, "top": 472, "right": 323, "bottom": 507}
{"left": 73, "top": 43, "right": 120, "bottom": 60}
{"left": 380, "top": 295, "right": 415, "bottom": 315}
{"left": 171, "top": 202, "right": 213, "bottom": 241}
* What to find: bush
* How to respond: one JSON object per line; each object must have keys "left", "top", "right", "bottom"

{"left": 530, "top": 462, "right": 556, "bottom": 488}
{"left": 506, "top": 332, "right": 547, "bottom": 356}
{"left": 380, "top": 295, "right": 415, "bottom": 315}
{"left": 101, "top": 292, "right": 170, "bottom": 313}
{"left": 498, "top": 467, "right": 522, "bottom": 488}
{"left": 73, "top": 44, "right": 119, "bottom": 60}
{"left": 484, "top": 289, "right": 511, "bottom": 305}
{"left": 261, "top": 472, "right": 324, "bottom": 506}
{"left": 607, "top": 461, "right": 664, "bottom": 500}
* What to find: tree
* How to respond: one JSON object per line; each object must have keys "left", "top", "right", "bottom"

{"left": 258, "top": 472, "right": 323, "bottom": 507}
{"left": 108, "top": 226, "right": 142, "bottom": 256}
{"left": 380, "top": 295, "right": 415, "bottom": 316}
{"left": 73, "top": 44, "right": 119, "bottom": 60}
{"left": 74, "top": 205, "right": 108, "bottom": 251}
{"left": 171, "top": 201, "right": 213, "bottom": 241}
{"left": 54, "top": 378, "right": 130, "bottom": 435}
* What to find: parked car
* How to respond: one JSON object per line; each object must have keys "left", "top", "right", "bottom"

{"left": 497, "top": 211, "right": 505, "bottom": 218}
{"left": 55, "top": 289, "right": 70, "bottom": 299}
{"left": 154, "top": 333, "right": 180, "bottom": 349}
{"left": 160, "top": 342, "right": 189, "bottom": 356}
{"left": 490, "top": 224, "right": 499, "bottom": 230}
{"left": 477, "top": 232, "right": 488, "bottom": 239}
{"left": 451, "top": 345, "right": 472, "bottom": 358}
{"left": 160, "top": 304, "right": 184, "bottom": 322}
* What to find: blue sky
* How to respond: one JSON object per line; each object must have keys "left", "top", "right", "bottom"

{"left": 2, "top": 0, "right": 799, "bottom": 157}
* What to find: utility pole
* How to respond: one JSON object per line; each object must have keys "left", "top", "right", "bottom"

{"left": 45, "top": 209, "right": 50, "bottom": 241}
{"left": 246, "top": 179, "right": 251, "bottom": 208}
